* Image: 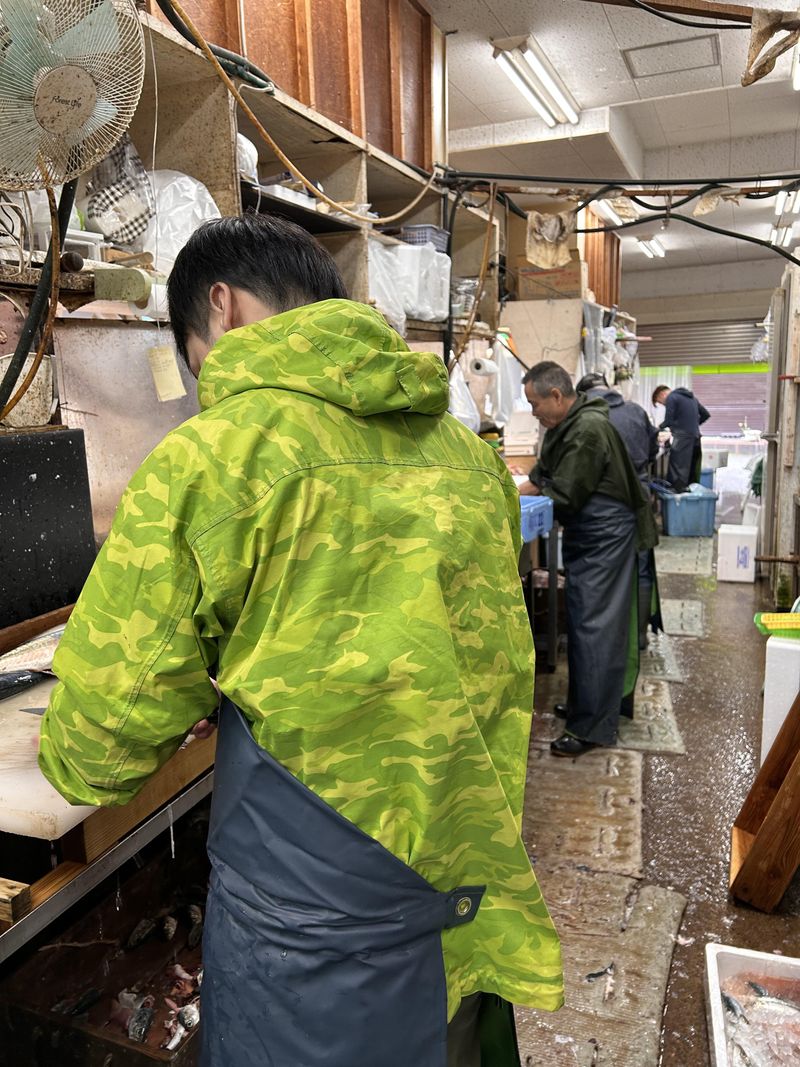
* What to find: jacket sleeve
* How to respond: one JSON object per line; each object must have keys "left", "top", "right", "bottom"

{"left": 698, "top": 401, "right": 711, "bottom": 425}
{"left": 647, "top": 417, "right": 659, "bottom": 463}
{"left": 660, "top": 393, "right": 677, "bottom": 431}
{"left": 538, "top": 424, "right": 608, "bottom": 517}
{"left": 38, "top": 441, "right": 220, "bottom": 807}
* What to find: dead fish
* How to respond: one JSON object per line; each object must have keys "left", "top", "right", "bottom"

{"left": 178, "top": 1002, "right": 200, "bottom": 1030}
{"left": 128, "top": 996, "right": 155, "bottom": 1043}
{"left": 126, "top": 918, "right": 156, "bottom": 949}
{"left": 722, "top": 992, "right": 748, "bottom": 1023}
{"left": 0, "top": 625, "right": 66, "bottom": 674}
{"left": 69, "top": 988, "right": 102, "bottom": 1016}
{"left": 195, "top": 967, "right": 203, "bottom": 988}
{"left": 748, "top": 981, "right": 768, "bottom": 997}
{"left": 161, "top": 915, "right": 177, "bottom": 942}
{"left": 164, "top": 1022, "right": 187, "bottom": 1051}
{"left": 186, "top": 904, "right": 203, "bottom": 949}
{"left": 0, "top": 669, "right": 48, "bottom": 702}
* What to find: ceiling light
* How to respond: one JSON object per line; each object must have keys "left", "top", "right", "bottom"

{"left": 594, "top": 199, "right": 623, "bottom": 227}
{"left": 793, "top": 45, "right": 800, "bottom": 91}
{"left": 780, "top": 225, "right": 794, "bottom": 248}
{"left": 494, "top": 50, "right": 557, "bottom": 127}
{"left": 636, "top": 237, "right": 666, "bottom": 258}
{"left": 492, "top": 37, "right": 580, "bottom": 127}
{"left": 649, "top": 237, "right": 666, "bottom": 257}
{"left": 637, "top": 239, "right": 655, "bottom": 258}
{"left": 776, "top": 190, "right": 788, "bottom": 216}
{"left": 770, "top": 225, "right": 780, "bottom": 245}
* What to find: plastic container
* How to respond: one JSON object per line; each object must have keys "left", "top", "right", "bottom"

{"left": 760, "top": 635, "right": 800, "bottom": 764}
{"left": 520, "top": 496, "right": 554, "bottom": 542}
{"left": 400, "top": 224, "right": 449, "bottom": 253}
{"left": 705, "top": 942, "right": 800, "bottom": 1067}
{"left": 700, "top": 468, "right": 714, "bottom": 489}
{"left": 656, "top": 484, "right": 718, "bottom": 537}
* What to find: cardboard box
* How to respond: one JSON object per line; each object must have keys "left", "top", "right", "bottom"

{"left": 503, "top": 410, "right": 538, "bottom": 456}
{"left": 515, "top": 258, "right": 588, "bottom": 301}
{"left": 717, "top": 523, "right": 758, "bottom": 582}
{"left": 705, "top": 943, "right": 800, "bottom": 1067}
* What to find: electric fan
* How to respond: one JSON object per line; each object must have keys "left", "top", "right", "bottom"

{"left": 0, "top": 0, "right": 145, "bottom": 191}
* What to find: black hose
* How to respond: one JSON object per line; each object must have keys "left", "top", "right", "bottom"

{"left": 627, "top": 0, "right": 748, "bottom": 31}
{"left": 154, "top": 0, "right": 274, "bottom": 91}
{"left": 0, "top": 180, "right": 77, "bottom": 414}
{"left": 443, "top": 188, "right": 466, "bottom": 366}
{"left": 441, "top": 166, "right": 800, "bottom": 188}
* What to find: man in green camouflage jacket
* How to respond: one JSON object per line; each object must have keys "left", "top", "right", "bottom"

{"left": 39, "top": 214, "right": 562, "bottom": 1066}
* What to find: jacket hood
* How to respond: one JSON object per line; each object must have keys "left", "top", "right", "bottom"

{"left": 197, "top": 299, "right": 449, "bottom": 417}
{"left": 672, "top": 387, "right": 694, "bottom": 399}
{"left": 588, "top": 386, "right": 623, "bottom": 408}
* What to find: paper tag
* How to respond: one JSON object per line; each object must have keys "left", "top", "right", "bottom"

{"left": 147, "top": 344, "right": 187, "bottom": 402}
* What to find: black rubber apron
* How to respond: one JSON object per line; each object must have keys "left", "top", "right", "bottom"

{"left": 200, "top": 699, "right": 505, "bottom": 1067}
{"left": 667, "top": 431, "right": 701, "bottom": 492}
{"left": 562, "top": 493, "right": 637, "bottom": 745}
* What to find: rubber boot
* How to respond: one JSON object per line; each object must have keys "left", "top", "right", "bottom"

{"left": 638, "top": 582, "right": 653, "bottom": 651}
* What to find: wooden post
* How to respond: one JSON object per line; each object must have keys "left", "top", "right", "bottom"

{"left": 0, "top": 879, "right": 31, "bottom": 924}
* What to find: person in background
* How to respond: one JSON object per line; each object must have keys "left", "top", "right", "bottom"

{"left": 38, "top": 214, "right": 563, "bottom": 1067}
{"left": 517, "top": 363, "right": 657, "bottom": 757}
{"left": 576, "top": 373, "right": 662, "bottom": 651}
{"left": 652, "top": 384, "right": 710, "bottom": 492}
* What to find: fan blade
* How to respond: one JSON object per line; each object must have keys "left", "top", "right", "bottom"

{"left": 54, "top": 0, "right": 121, "bottom": 59}
{"left": 62, "top": 96, "right": 118, "bottom": 146}
{"left": 1, "top": 0, "right": 61, "bottom": 85}
{"left": 0, "top": 97, "right": 39, "bottom": 178}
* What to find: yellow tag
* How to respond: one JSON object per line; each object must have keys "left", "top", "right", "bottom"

{"left": 146, "top": 344, "right": 187, "bottom": 403}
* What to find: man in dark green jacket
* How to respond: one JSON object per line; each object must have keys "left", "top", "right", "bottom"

{"left": 518, "top": 362, "right": 657, "bottom": 756}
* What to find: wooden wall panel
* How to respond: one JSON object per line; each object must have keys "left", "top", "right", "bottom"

{"left": 360, "top": 0, "right": 394, "bottom": 154}
{"left": 243, "top": 0, "right": 307, "bottom": 102}
{"left": 396, "top": 0, "right": 430, "bottom": 168}
{"left": 585, "top": 207, "right": 621, "bottom": 308}
{"left": 309, "top": 0, "right": 364, "bottom": 135}
{"left": 147, "top": 0, "right": 241, "bottom": 53}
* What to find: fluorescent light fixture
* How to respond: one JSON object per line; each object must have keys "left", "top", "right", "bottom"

{"left": 793, "top": 45, "right": 800, "bottom": 91}
{"left": 775, "top": 190, "right": 799, "bottom": 216}
{"left": 793, "top": 195, "right": 800, "bottom": 214}
{"left": 519, "top": 45, "right": 580, "bottom": 124}
{"left": 594, "top": 199, "right": 623, "bottom": 227}
{"left": 780, "top": 225, "right": 793, "bottom": 247}
{"left": 770, "top": 225, "right": 780, "bottom": 245}
{"left": 776, "top": 190, "right": 788, "bottom": 216}
{"left": 492, "top": 37, "right": 580, "bottom": 127}
{"left": 494, "top": 50, "right": 557, "bottom": 127}
{"left": 636, "top": 237, "right": 666, "bottom": 258}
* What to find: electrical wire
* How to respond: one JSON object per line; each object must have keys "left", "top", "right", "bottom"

{"left": 167, "top": 0, "right": 441, "bottom": 225}
{"left": 443, "top": 166, "right": 800, "bottom": 188}
{"left": 575, "top": 211, "right": 800, "bottom": 267}
{"left": 0, "top": 186, "right": 61, "bottom": 421}
{"left": 625, "top": 0, "right": 748, "bottom": 30}
{"left": 451, "top": 187, "right": 497, "bottom": 370}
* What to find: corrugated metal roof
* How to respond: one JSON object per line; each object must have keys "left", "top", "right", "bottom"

{"left": 639, "top": 320, "right": 763, "bottom": 365}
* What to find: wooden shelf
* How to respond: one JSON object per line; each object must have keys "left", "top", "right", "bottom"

{"left": 240, "top": 181, "right": 362, "bottom": 235}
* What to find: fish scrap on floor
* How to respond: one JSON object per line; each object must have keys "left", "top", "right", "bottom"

{"left": 126, "top": 917, "right": 156, "bottom": 949}
{"left": 127, "top": 995, "right": 155, "bottom": 1044}
{"left": 722, "top": 972, "right": 800, "bottom": 1065}
{"left": 0, "top": 669, "right": 49, "bottom": 702}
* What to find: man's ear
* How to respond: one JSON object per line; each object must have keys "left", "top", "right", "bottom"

{"left": 208, "top": 282, "right": 235, "bottom": 333}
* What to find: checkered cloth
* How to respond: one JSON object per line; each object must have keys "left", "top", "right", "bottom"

{"left": 85, "top": 134, "right": 155, "bottom": 246}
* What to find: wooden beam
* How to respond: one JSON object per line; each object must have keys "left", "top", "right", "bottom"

{"left": 388, "top": 0, "right": 405, "bottom": 159}
{"left": 579, "top": 0, "right": 752, "bottom": 25}
{"left": 0, "top": 879, "right": 31, "bottom": 925}
{"left": 294, "top": 0, "right": 316, "bottom": 108}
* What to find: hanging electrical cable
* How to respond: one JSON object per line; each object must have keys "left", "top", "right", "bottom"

{"left": 625, "top": 0, "right": 748, "bottom": 31}
{"left": 451, "top": 186, "right": 498, "bottom": 372}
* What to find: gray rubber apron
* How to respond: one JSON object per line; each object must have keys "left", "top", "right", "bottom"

{"left": 200, "top": 699, "right": 489, "bottom": 1067}
{"left": 562, "top": 493, "right": 637, "bottom": 745}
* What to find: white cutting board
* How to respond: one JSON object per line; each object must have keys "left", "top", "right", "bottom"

{"left": 0, "top": 678, "right": 94, "bottom": 839}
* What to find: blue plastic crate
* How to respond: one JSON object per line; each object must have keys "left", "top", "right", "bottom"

{"left": 655, "top": 484, "right": 717, "bottom": 537}
{"left": 700, "top": 468, "right": 714, "bottom": 490}
{"left": 520, "top": 496, "right": 554, "bottom": 541}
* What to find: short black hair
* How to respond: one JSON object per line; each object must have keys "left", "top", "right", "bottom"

{"left": 167, "top": 212, "right": 348, "bottom": 364}
{"left": 576, "top": 371, "right": 608, "bottom": 393}
{"left": 523, "top": 361, "right": 575, "bottom": 398}
{"left": 652, "top": 384, "right": 670, "bottom": 405}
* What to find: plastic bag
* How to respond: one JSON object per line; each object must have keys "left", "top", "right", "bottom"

{"left": 368, "top": 239, "right": 406, "bottom": 335}
{"left": 394, "top": 243, "right": 451, "bottom": 321}
{"left": 140, "top": 170, "right": 222, "bottom": 274}
{"left": 81, "top": 133, "right": 154, "bottom": 245}
{"left": 237, "top": 134, "right": 259, "bottom": 184}
{"left": 448, "top": 361, "right": 480, "bottom": 434}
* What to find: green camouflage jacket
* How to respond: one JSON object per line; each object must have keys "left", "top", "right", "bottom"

{"left": 39, "top": 299, "right": 563, "bottom": 1017}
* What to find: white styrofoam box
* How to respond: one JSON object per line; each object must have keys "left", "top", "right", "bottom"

{"left": 761, "top": 635, "right": 800, "bottom": 764}
{"left": 717, "top": 524, "right": 757, "bottom": 582}
{"left": 705, "top": 943, "right": 800, "bottom": 1067}
{"left": 503, "top": 410, "right": 538, "bottom": 456}
{"left": 702, "top": 448, "right": 729, "bottom": 470}
{"left": 742, "top": 501, "right": 762, "bottom": 528}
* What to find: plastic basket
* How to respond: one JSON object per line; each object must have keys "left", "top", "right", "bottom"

{"left": 700, "top": 468, "right": 714, "bottom": 490}
{"left": 520, "top": 496, "right": 554, "bottom": 542}
{"left": 654, "top": 484, "right": 718, "bottom": 537}
{"left": 400, "top": 224, "right": 449, "bottom": 253}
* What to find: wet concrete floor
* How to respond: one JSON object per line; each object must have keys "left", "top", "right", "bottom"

{"left": 533, "top": 553, "right": 800, "bottom": 1064}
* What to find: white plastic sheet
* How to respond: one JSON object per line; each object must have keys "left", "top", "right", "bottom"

{"left": 141, "top": 170, "right": 222, "bottom": 274}
{"left": 448, "top": 361, "right": 481, "bottom": 434}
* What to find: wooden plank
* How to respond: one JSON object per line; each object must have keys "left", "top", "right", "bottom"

{"left": 388, "top": 0, "right": 404, "bottom": 159}
{"left": 146, "top": 0, "right": 242, "bottom": 51}
{"left": 0, "top": 604, "right": 73, "bottom": 657}
{"left": 295, "top": 0, "right": 316, "bottom": 107}
{"left": 729, "top": 825, "right": 755, "bottom": 884}
{"left": 0, "top": 878, "right": 31, "bottom": 924}
{"left": 29, "top": 862, "right": 85, "bottom": 909}
{"left": 61, "top": 734, "right": 216, "bottom": 865}
{"left": 397, "top": 0, "right": 431, "bottom": 169}
{"left": 361, "top": 0, "right": 394, "bottom": 153}
{"left": 579, "top": 0, "right": 752, "bottom": 24}
{"left": 344, "top": 0, "right": 366, "bottom": 139}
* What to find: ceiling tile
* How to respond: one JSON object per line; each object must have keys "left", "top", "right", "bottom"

{"left": 624, "top": 34, "right": 719, "bottom": 79}
{"left": 448, "top": 84, "right": 490, "bottom": 130}
{"left": 653, "top": 91, "right": 728, "bottom": 132}
{"left": 634, "top": 65, "right": 724, "bottom": 100}
{"left": 729, "top": 131, "right": 798, "bottom": 175}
